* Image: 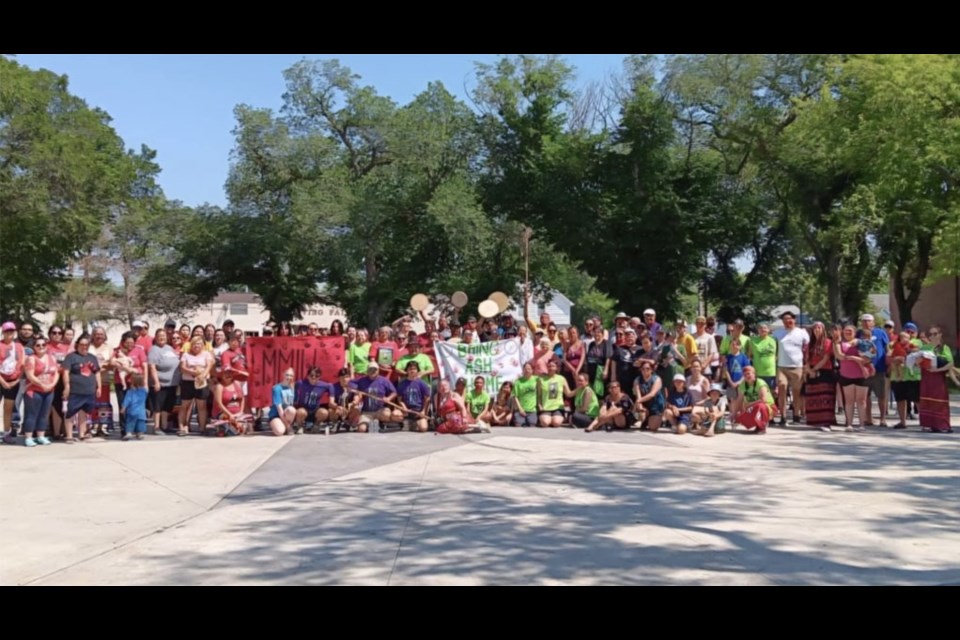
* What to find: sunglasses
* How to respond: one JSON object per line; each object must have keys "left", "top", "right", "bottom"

{"left": 50, "top": 331, "right": 62, "bottom": 335}
{"left": 34, "top": 342, "right": 47, "bottom": 348}
{"left": 77, "top": 342, "right": 90, "bottom": 347}
{"left": 930, "top": 331, "right": 941, "bottom": 337}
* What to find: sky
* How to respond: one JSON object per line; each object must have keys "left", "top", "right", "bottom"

{"left": 14, "top": 54, "right": 629, "bottom": 208}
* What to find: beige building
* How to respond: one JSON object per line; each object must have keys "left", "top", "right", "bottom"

{"left": 889, "top": 276, "right": 959, "bottom": 348}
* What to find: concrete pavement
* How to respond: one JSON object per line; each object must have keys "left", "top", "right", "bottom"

{"left": 2, "top": 398, "right": 959, "bottom": 586}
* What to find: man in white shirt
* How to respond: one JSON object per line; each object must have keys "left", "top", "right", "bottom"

{"left": 693, "top": 316, "right": 719, "bottom": 379}
{"left": 773, "top": 311, "right": 809, "bottom": 425}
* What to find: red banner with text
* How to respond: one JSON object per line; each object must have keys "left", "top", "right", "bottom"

{"left": 246, "top": 336, "right": 345, "bottom": 408}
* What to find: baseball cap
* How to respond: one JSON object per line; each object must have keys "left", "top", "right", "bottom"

{"left": 132, "top": 320, "right": 145, "bottom": 328}
{"left": 164, "top": 319, "right": 177, "bottom": 329}
{"left": 904, "top": 322, "right": 918, "bottom": 332}
{"left": 614, "top": 312, "right": 629, "bottom": 320}
{"left": 672, "top": 373, "right": 686, "bottom": 383}
{"left": 367, "top": 362, "right": 379, "bottom": 372}
{"left": 1, "top": 321, "right": 16, "bottom": 332}
{"left": 883, "top": 319, "right": 895, "bottom": 328}
{"left": 860, "top": 313, "right": 874, "bottom": 322}
{"left": 624, "top": 327, "right": 637, "bottom": 335}
{"left": 643, "top": 308, "right": 656, "bottom": 316}
{"left": 708, "top": 383, "right": 724, "bottom": 395}
{"left": 223, "top": 318, "right": 235, "bottom": 325}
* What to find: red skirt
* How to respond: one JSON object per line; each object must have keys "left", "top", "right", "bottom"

{"left": 919, "top": 370, "right": 951, "bottom": 430}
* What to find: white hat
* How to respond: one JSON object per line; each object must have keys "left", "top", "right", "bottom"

{"left": 644, "top": 308, "right": 656, "bottom": 316}
{"left": 672, "top": 373, "right": 686, "bottom": 383}
{"left": 132, "top": 320, "right": 145, "bottom": 329}
{"left": 709, "top": 383, "right": 724, "bottom": 395}
{"left": 860, "top": 313, "right": 874, "bottom": 322}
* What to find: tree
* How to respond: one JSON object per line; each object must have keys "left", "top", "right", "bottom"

{"left": 0, "top": 57, "right": 129, "bottom": 320}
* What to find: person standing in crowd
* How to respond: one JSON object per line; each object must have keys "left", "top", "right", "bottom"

{"left": 396, "top": 361, "right": 431, "bottom": 432}
{"left": 735, "top": 366, "right": 774, "bottom": 434}
{"left": 89, "top": 326, "right": 114, "bottom": 435}
{"left": 674, "top": 320, "right": 698, "bottom": 373}
{"left": 179, "top": 324, "right": 192, "bottom": 345}
{"left": 722, "top": 338, "right": 750, "bottom": 416}
{"left": 774, "top": 311, "right": 809, "bottom": 426}
{"left": 719, "top": 319, "right": 746, "bottom": 357}
{"left": 859, "top": 313, "right": 890, "bottom": 428}
{"left": 211, "top": 329, "right": 229, "bottom": 374}
{"left": 347, "top": 329, "right": 371, "bottom": 378}
{"left": 13, "top": 321, "right": 36, "bottom": 427}
{"left": 21, "top": 335, "right": 57, "bottom": 446}
{"left": 694, "top": 316, "right": 719, "bottom": 379}
{"left": 613, "top": 328, "right": 644, "bottom": 393}
{"left": 111, "top": 331, "right": 147, "bottom": 437}
{"left": 178, "top": 336, "right": 214, "bottom": 436}
{"left": 889, "top": 322, "right": 922, "bottom": 429}
{"left": 747, "top": 324, "right": 778, "bottom": 391}
{"left": 0, "top": 321, "right": 26, "bottom": 437}
{"left": 686, "top": 360, "right": 711, "bottom": 408}
{"left": 803, "top": 322, "right": 836, "bottom": 430}
{"left": 46, "top": 325, "right": 70, "bottom": 439}
{"left": 642, "top": 309, "right": 662, "bottom": 339}
{"left": 62, "top": 334, "right": 102, "bottom": 442}
{"left": 584, "top": 324, "right": 612, "bottom": 394}
{"left": 148, "top": 329, "right": 181, "bottom": 435}
{"left": 370, "top": 326, "right": 399, "bottom": 380}
{"left": 608, "top": 312, "right": 630, "bottom": 351}
{"left": 512, "top": 362, "right": 539, "bottom": 427}
{"left": 120, "top": 372, "right": 148, "bottom": 440}
{"left": 133, "top": 320, "right": 153, "bottom": 354}
{"left": 499, "top": 315, "right": 518, "bottom": 339}
{"left": 562, "top": 326, "right": 585, "bottom": 391}
{"left": 834, "top": 324, "right": 870, "bottom": 432}
{"left": 918, "top": 325, "right": 954, "bottom": 434}
{"left": 531, "top": 337, "right": 555, "bottom": 375}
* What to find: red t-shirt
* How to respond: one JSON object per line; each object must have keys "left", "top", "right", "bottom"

{"left": 46, "top": 341, "right": 70, "bottom": 366}
{"left": 113, "top": 347, "right": 146, "bottom": 387}
{"left": 25, "top": 353, "right": 58, "bottom": 394}
{"left": 135, "top": 335, "right": 154, "bottom": 355}
{"left": 221, "top": 347, "right": 248, "bottom": 374}
{"left": 0, "top": 341, "right": 25, "bottom": 381}
{"left": 369, "top": 341, "right": 399, "bottom": 375}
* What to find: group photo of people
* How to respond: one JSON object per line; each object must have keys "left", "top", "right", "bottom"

{"left": 1, "top": 303, "right": 956, "bottom": 447}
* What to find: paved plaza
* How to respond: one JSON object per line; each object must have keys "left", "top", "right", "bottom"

{"left": 3, "top": 401, "right": 959, "bottom": 586}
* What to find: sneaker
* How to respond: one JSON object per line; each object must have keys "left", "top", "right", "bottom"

{"left": 820, "top": 426, "right": 832, "bottom": 432}
{"left": 24, "top": 437, "right": 36, "bottom": 447}
{"left": 2, "top": 433, "right": 15, "bottom": 445}
{"left": 853, "top": 425, "right": 864, "bottom": 432}
{"left": 294, "top": 426, "right": 304, "bottom": 435}
{"left": 777, "top": 418, "right": 786, "bottom": 427}
{"left": 845, "top": 426, "right": 855, "bottom": 433}
{"left": 36, "top": 436, "right": 52, "bottom": 445}
{"left": 121, "top": 434, "right": 131, "bottom": 441}
{"left": 135, "top": 433, "right": 144, "bottom": 440}
{"left": 894, "top": 423, "right": 907, "bottom": 430}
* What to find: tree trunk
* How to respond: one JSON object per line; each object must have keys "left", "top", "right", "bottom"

{"left": 365, "top": 248, "right": 381, "bottom": 331}
{"left": 825, "top": 252, "right": 844, "bottom": 323}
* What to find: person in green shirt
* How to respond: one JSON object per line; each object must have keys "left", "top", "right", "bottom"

{"left": 735, "top": 366, "right": 773, "bottom": 434}
{"left": 537, "top": 360, "right": 573, "bottom": 428}
{"left": 395, "top": 340, "right": 433, "bottom": 381}
{"left": 512, "top": 363, "right": 539, "bottom": 427}
{"left": 747, "top": 324, "right": 778, "bottom": 388}
{"left": 570, "top": 372, "right": 600, "bottom": 429}
{"left": 347, "top": 329, "right": 372, "bottom": 378}
{"left": 889, "top": 328, "right": 922, "bottom": 429}
{"left": 719, "top": 319, "right": 747, "bottom": 357}
{"left": 465, "top": 376, "right": 491, "bottom": 420}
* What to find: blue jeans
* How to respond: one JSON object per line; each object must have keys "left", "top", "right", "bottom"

{"left": 22, "top": 390, "right": 54, "bottom": 434}
{"left": 127, "top": 417, "right": 147, "bottom": 434}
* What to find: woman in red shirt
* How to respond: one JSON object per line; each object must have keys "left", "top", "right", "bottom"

{"left": 803, "top": 322, "right": 836, "bottom": 430}
{"left": 0, "top": 321, "right": 26, "bottom": 436}
{"left": 22, "top": 337, "right": 59, "bottom": 445}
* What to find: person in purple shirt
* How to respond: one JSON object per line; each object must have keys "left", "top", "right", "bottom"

{"left": 396, "top": 360, "right": 432, "bottom": 432}
{"left": 293, "top": 366, "right": 335, "bottom": 433}
{"left": 643, "top": 308, "right": 663, "bottom": 340}
{"left": 353, "top": 362, "right": 398, "bottom": 432}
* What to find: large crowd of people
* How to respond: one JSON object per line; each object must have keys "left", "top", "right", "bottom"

{"left": 0, "top": 306, "right": 956, "bottom": 447}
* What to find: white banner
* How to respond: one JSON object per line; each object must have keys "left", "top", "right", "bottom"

{"left": 435, "top": 337, "right": 527, "bottom": 390}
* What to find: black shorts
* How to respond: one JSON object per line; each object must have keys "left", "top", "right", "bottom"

{"left": 838, "top": 376, "right": 867, "bottom": 387}
{"left": 571, "top": 412, "right": 594, "bottom": 429}
{"left": 0, "top": 382, "right": 18, "bottom": 400}
{"left": 66, "top": 394, "right": 96, "bottom": 418}
{"left": 180, "top": 380, "right": 210, "bottom": 401}
{"left": 150, "top": 386, "right": 177, "bottom": 413}
{"left": 891, "top": 380, "right": 920, "bottom": 403}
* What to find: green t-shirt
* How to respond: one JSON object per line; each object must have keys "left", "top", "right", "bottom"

{"left": 465, "top": 390, "right": 490, "bottom": 418}
{"left": 347, "top": 342, "right": 371, "bottom": 374}
{"left": 720, "top": 333, "right": 746, "bottom": 357}
{"left": 742, "top": 378, "right": 774, "bottom": 406}
{"left": 539, "top": 374, "right": 567, "bottom": 412}
{"left": 920, "top": 342, "right": 955, "bottom": 370}
{"left": 575, "top": 387, "right": 600, "bottom": 418}
{"left": 748, "top": 336, "right": 778, "bottom": 378}
{"left": 513, "top": 375, "right": 538, "bottom": 413}
{"left": 395, "top": 353, "right": 433, "bottom": 377}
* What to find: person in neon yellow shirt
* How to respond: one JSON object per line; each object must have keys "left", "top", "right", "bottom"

{"left": 347, "top": 329, "right": 372, "bottom": 378}
{"left": 537, "top": 360, "right": 573, "bottom": 428}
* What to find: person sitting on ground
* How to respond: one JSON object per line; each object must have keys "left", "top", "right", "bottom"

{"left": 293, "top": 366, "right": 334, "bottom": 434}
{"left": 268, "top": 367, "right": 297, "bottom": 436}
{"left": 214, "top": 367, "right": 251, "bottom": 435}
{"left": 354, "top": 362, "right": 399, "bottom": 432}
{"left": 662, "top": 374, "right": 695, "bottom": 434}
{"left": 692, "top": 383, "right": 727, "bottom": 437}
{"left": 396, "top": 361, "right": 431, "bottom": 432}
{"left": 735, "top": 366, "right": 774, "bottom": 434}
{"left": 569, "top": 372, "right": 600, "bottom": 429}
{"left": 585, "top": 380, "right": 635, "bottom": 432}
{"left": 479, "top": 381, "right": 514, "bottom": 427}
{"left": 434, "top": 379, "right": 472, "bottom": 434}
{"left": 512, "top": 363, "right": 539, "bottom": 427}
{"left": 633, "top": 361, "right": 665, "bottom": 431}
{"left": 465, "top": 376, "right": 491, "bottom": 422}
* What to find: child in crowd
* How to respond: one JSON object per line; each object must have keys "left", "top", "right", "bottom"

{"left": 855, "top": 329, "right": 877, "bottom": 378}
{"left": 692, "top": 384, "right": 727, "bottom": 437}
{"left": 120, "top": 372, "right": 148, "bottom": 440}
{"left": 888, "top": 331, "right": 917, "bottom": 381}
{"left": 723, "top": 338, "right": 750, "bottom": 415}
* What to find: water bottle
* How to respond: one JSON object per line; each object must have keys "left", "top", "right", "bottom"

{"left": 370, "top": 418, "right": 380, "bottom": 434}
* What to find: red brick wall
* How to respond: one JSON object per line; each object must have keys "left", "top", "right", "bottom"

{"left": 889, "top": 276, "right": 959, "bottom": 349}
